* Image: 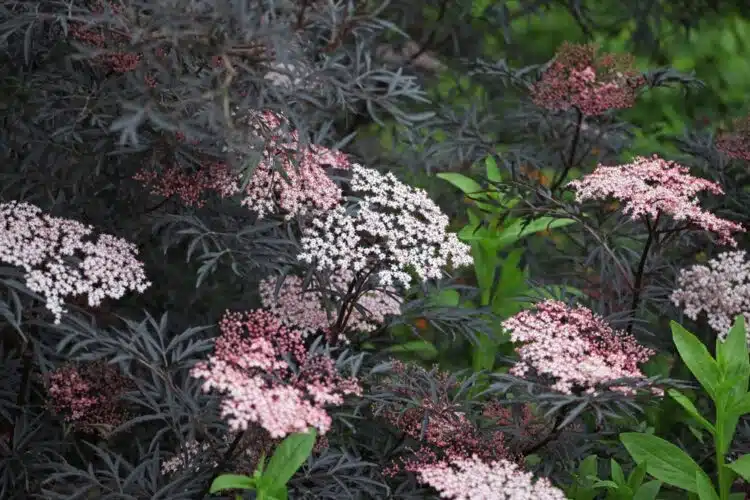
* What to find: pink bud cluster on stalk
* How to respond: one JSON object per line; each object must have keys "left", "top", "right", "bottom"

{"left": 531, "top": 42, "right": 645, "bottom": 116}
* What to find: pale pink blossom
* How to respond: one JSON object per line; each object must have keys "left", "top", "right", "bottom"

{"left": 0, "top": 201, "right": 151, "bottom": 323}
{"left": 298, "top": 165, "right": 473, "bottom": 288}
{"left": 416, "top": 455, "right": 567, "bottom": 500}
{"left": 502, "top": 300, "right": 654, "bottom": 395}
{"left": 568, "top": 155, "right": 744, "bottom": 246}
{"left": 232, "top": 110, "right": 352, "bottom": 219}
{"left": 191, "top": 309, "right": 361, "bottom": 438}
{"left": 671, "top": 251, "right": 750, "bottom": 341}
{"left": 531, "top": 42, "right": 645, "bottom": 116}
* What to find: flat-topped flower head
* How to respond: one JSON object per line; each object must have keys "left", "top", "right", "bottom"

{"left": 716, "top": 114, "right": 750, "bottom": 161}
{"left": 0, "top": 201, "right": 151, "bottom": 323}
{"left": 672, "top": 251, "right": 750, "bottom": 341}
{"left": 568, "top": 155, "right": 744, "bottom": 246}
{"left": 502, "top": 300, "right": 655, "bottom": 395}
{"left": 416, "top": 455, "right": 567, "bottom": 500}
{"left": 531, "top": 42, "right": 645, "bottom": 116}
{"left": 298, "top": 165, "right": 473, "bottom": 288}
{"left": 190, "top": 309, "right": 361, "bottom": 438}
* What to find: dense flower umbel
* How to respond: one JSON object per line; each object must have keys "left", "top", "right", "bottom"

{"left": 190, "top": 309, "right": 361, "bottom": 438}
{"left": 298, "top": 165, "right": 473, "bottom": 288}
{"left": 502, "top": 300, "right": 654, "bottom": 395}
{"left": 259, "top": 271, "right": 401, "bottom": 336}
{"left": 232, "top": 110, "right": 352, "bottom": 219}
{"left": 416, "top": 455, "right": 567, "bottom": 500}
{"left": 672, "top": 251, "right": 750, "bottom": 340}
{"left": 568, "top": 155, "right": 744, "bottom": 246}
{"left": 133, "top": 161, "right": 239, "bottom": 207}
{"left": 0, "top": 201, "right": 151, "bottom": 323}
{"left": 716, "top": 115, "right": 750, "bottom": 161}
{"left": 531, "top": 42, "right": 645, "bottom": 116}
{"left": 45, "top": 361, "right": 133, "bottom": 437}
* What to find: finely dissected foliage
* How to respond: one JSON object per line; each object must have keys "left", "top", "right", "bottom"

{"left": 3, "top": 0, "right": 750, "bottom": 499}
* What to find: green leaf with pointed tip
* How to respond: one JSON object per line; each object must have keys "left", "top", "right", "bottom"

{"left": 386, "top": 340, "right": 439, "bottom": 360}
{"left": 261, "top": 430, "right": 316, "bottom": 492}
{"left": 485, "top": 156, "right": 502, "bottom": 182}
{"left": 671, "top": 321, "right": 722, "bottom": 400}
{"left": 209, "top": 474, "right": 256, "bottom": 493}
{"left": 611, "top": 459, "right": 625, "bottom": 485}
{"left": 716, "top": 315, "right": 750, "bottom": 392}
{"left": 695, "top": 471, "right": 719, "bottom": 500}
{"left": 436, "top": 172, "right": 483, "bottom": 196}
{"left": 492, "top": 217, "right": 576, "bottom": 249}
{"left": 628, "top": 460, "right": 648, "bottom": 490}
{"left": 668, "top": 389, "right": 716, "bottom": 434}
{"left": 620, "top": 432, "right": 709, "bottom": 493}
{"left": 632, "top": 481, "right": 661, "bottom": 500}
{"left": 725, "top": 454, "right": 750, "bottom": 481}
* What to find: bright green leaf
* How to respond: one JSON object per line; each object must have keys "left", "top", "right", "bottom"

{"left": 261, "top": 430, "right": 316, "bottom": 492}
{"left": 716, "top": 315, "right": 750, "bottom": 391}
{"left": 472, "top": 334, "right": 497, "bottom": 371}
{"left": 578, "top": 455, "right": 599, "bottom": 485}
{"left": 492, "top": 217, "right": 576, "bottom": 249}
{"left": 386, "top": 340, "right": 439, "bottom": 360}
{"left": 620, "top": 432, "right": 710, "bottom": 493}
{"left": 632, "top": 480, "right": 661, "bottom": 500}
{"left": 668, "top": 389, "right": 716, "bottom": 434}
{"left": 436, "top": 172, "right": 483, "bottom": 196}
{"left": 611, "top": 459, "right": 625, "bottom": 485}
{"left": 627, "top": 460, "right": 648, "bottom": 490}
{"left": 725, "top": 454, "right": 750, "bottom": 481}
{"left": 671, "top": 321, "right": 722, "bottom": 400}
{"left": 209, "top": 474, "right": 256, "bottom": 493}
{"left": 485, "top": 156, "right": 502, "bottom": 182}
{"left": 695, "top": 471, "right": 719, "bottom": 500}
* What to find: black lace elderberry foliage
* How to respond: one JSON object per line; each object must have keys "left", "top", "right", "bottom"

{"left": 1, "top": 0, "right": 750, "bottom": 499}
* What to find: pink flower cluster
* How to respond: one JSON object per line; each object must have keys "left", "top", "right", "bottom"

{"left": 716, "top": 115, "right": 750, "bottom": 161}
{"left": 531, "top": 42, "right": 645, "bottom": 115}
{"left": 190, "top": 309, "right": 361, "bottom": 438}
{"left": 232, "top": 110, "right": 352, "bottom": 219}
{"left": 45, "top": 361, "right": 133, "bottom": 437}
{"left": 259, "top": 271, "right": 401, "bottom": 336}
{"left": 68, "top": 1, "right": 141, "bottom": 73}
{"left": 568, "top": 155, "right": 744, "bottom": 246}
{"left": 502, "top": 300, "right": 655, "bottom": 395}
{"left": 416, "top": 455, "right": 567, "bottom": 500}
{"left": 0, "top": 201, "right": 151, "bottom": 323}
{"left": 133, "top": 161, "right": 239, "bottom": 207}
{"left": 671, "top": 251, "right": 750, "bottom": 340}
{"left": 298, "top": 165, "right": 473, "bottom": 288}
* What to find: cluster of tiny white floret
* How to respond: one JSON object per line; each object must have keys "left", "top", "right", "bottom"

{"left": 0, "top": 201, "right": 151, "bottom": 323}
{"left": 416, "top": 455, "right": 568, "bottom": 500}
{"left": 160, "top": 439, "right": 213, "bottom": 476}
{"left": 298, "top": 165, "right": 473, "bottom": 288}
{"left": 671, "top": 251, "right": 750, "bottom": 341}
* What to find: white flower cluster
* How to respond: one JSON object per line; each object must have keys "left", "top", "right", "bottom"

{"left": 671, "top": 251, "right": 750, "bottom": 342}
{"left": 298, "top": 165, "right": 473, "bottom": 288}
{"left": 0, "top": 201, "right": 151, "bottom": 323}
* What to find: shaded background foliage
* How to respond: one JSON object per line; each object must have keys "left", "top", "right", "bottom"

{"left": 1, "top": 0, "right": 750, "bottom": 499}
